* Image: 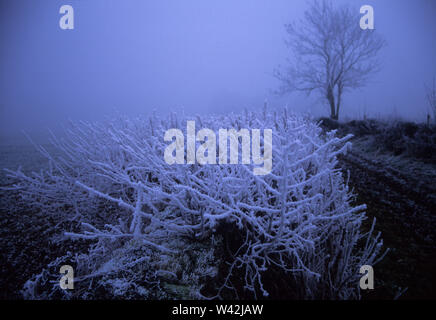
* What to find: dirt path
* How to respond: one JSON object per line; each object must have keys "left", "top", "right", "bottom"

{"left": 339, "top": 148, "right": 436, "bottom": 299}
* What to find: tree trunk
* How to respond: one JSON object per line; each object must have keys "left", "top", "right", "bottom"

{"left": 327, "top": 86, "right": 337, "bottom": 120}
{"left": 330, "top": 104, "right": 338, "bottom": 120}
{"left": 335, "top": 85, "right": 342, "bottom": 121}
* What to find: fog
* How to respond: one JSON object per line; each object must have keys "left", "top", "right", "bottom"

{"left": 0, "top": 0, "right": 435, "bottom": 139}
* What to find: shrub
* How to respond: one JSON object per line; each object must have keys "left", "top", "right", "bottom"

{"left": 7, "top": 109, "right": 386, "bottom": 299}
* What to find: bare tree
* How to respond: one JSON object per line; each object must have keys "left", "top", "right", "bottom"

{"left": 425, "top": 76, "right": 436, "bottom": 123}
{"left": 275, "top": 0, "right": 386, "bottom": 120}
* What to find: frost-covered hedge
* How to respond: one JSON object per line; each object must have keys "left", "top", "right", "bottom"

{"left": 6, "top": 109, "right": 386, "bottom": 299}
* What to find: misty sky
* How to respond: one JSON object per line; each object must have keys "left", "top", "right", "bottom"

{"left": 0, "top": 0, "right": 435, "bottom": 138}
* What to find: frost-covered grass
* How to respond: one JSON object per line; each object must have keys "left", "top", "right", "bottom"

{"left": 3, "top": 109, "right": 386, "bottom": 299}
